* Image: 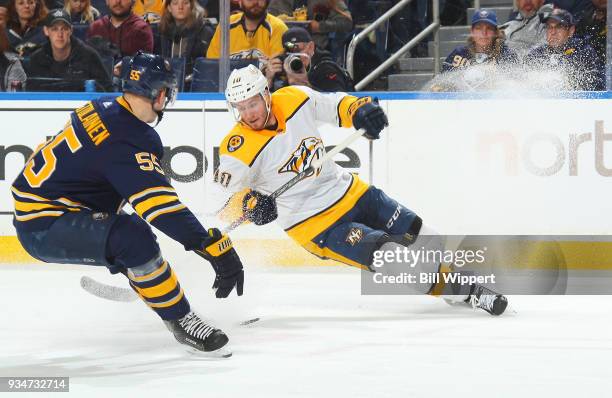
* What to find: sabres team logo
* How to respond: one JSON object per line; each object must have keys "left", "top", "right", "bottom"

{"left": 227, "top": 135, "right": 244, "bottom": 152}
{"left": 278, "top": 137, "right": 324, "bottom": 177}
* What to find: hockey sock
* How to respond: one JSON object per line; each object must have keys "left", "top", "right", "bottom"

{"left": 127, "top": 256, "right": 191, "bottom": 320}
{"left": 428, "top": 264, "right": 472, "bottom": 301}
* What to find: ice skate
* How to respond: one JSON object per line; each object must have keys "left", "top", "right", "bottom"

{"left": 164, "top": 311, "right": 231, "bottom": 357}
{"left": 466, "top": 284, "right": 508, "bottom": 316}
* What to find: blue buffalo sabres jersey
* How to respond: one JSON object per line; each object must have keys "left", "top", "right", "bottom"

{"left": 12, "top": 96, "right": 208, "bottom": 251}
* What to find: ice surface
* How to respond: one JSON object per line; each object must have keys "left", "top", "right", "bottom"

{"left": 1, "top": 255, "right": 611, "bottom": 398}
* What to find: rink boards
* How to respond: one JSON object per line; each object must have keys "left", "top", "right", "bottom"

{"left": 1, "top": 92, "right": 612, "bottom": 268}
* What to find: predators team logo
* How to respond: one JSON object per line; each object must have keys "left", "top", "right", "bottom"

{"left": 346, "top": 227, "right": 363, "bottom": 246}
{"left": 227, "top": 135, "right": 244, "bottom": 152}
{"left": 278, "top": 137, "right": 324, "bottom": 177}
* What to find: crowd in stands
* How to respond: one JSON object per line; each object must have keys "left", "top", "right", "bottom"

{"left": 0, "top": 0, "right": 609, "bottom": 92}
{"left": 440, "top": 1, "right": 607, "bottom": 91}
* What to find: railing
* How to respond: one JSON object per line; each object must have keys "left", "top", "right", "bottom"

{"left": 346, "top": 0, "right": 441, "bottom": 91}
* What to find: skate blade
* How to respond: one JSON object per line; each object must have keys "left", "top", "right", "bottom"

{"left": 186, "top": 346, "right": 233, "bottom": 359}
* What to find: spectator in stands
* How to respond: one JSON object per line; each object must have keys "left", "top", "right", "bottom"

{"left": 206, "top": 0, "right": 288, "bottom": 87}
{"left": 277, "top": 26, "right": 352, "bottom": 91}
{"left": 6, "top": 0, "right": 48, "bottom": 56}
{"left": 158, "top": 0, "right": 213, "bottom": 81}
{"left": 133, "top": 0, "right": 162, "bottom": 23}
{"left": 576, "top": 0, "right": 606, "bottom": 63}
{"left": 551, "top": 0, "right": 591, "bottom": 22}
{"left": 443, "top": 10, "right": 518, "bottom": 73}
{"left": 64, "top": 0, "right": 99, "bottom": 23}
{"left": 206, "top": 0, "right": 287, "bottom": 59}
{"left": 0, "top": 24, "right": 26, "bottom": 90}
{"left": 268, "top": 0, "right": 352, "bottom": 52}
{"left": 0, "top": 3, "right": 8, "bottom": 27}
{"left": 501, "top": 0, "right": 549, "bottom": 59}
{"left": 28, "top": 9, "right": 112, "bottom": 90}
{"left": 87, "top": 0, "right": 153, "bottom": 58}
{"left": 525, "top": 8, "right": 603, "bottom": 90}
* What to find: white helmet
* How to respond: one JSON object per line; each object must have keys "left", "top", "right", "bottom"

{"left": 225, "top": 64, "right": 272, "bottom": 126}
{"left": 225, "top": 64, "right": 269, "bottom": 104}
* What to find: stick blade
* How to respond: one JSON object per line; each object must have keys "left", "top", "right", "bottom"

{"left": 80, "top": 275, "right": 138, "bottom": 302}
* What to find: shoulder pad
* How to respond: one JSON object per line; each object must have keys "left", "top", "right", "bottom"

{"left": 219, "top": 125, "right": 275, "bottom": 167}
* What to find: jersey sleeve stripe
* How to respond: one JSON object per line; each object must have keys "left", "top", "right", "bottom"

{"left": 14, "top": 200, "right": 78, "bottom": 213}
{"left": 129, "top": 186, "right": 176, "bottom": 204}
{"left": 14, "top": 210, "right": 65, "bottom": 221}
{"left": 11, "top": 186, "right": 54, "bottom": 202}
{"left": 145, "top": 203, "right": 187, "bottom": 223}
{"left": 133, "top": 195, "right": 180, "bottom": 217}
{"left": 12, "top": 187, "right": 90, "bottom": 209}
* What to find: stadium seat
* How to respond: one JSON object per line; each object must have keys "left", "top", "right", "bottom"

{"left": 190, "top": 58, "right": 258, "bottom": 92}
{"left": 169, "top": 57, "right": 186, "bottom": 92}
{"left": 72, "top": 24, "right": 90, "bottom": 41}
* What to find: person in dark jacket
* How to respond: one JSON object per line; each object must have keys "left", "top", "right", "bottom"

{"left": 443, "top": 9, "right": 518, "bottom": 73}
{"left": 525, "top": 8, "right": 604, "bottom": 90}
{"left": 157, "top": 0, "right": 213, "bottom": 83}
{"left": 27, "top": 9, "right": 112, "bottom": 90}
{"left": 6, "top": 0, "right": 48, "bottom": 56}
{"left": 86, "top": 0, "right": 153, "bottom": 58}
{"left": 0, "top": 24, "right": 27, "bottom": 90}
{"left": 277, "top": 26, "right": 353, "bottom": 92}
{"left": 575, "top": 0, "right": 606, "bottom": 64}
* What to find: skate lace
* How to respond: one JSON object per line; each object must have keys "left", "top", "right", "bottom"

{"left": 179, "top": 312, "right": 215, "bottom": 340}
{"left": 470, "top": 293, "right": 496, "bottom": 310}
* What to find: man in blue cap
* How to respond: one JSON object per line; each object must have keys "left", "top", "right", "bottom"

{"left": 525, "top": 8, "right": 604, "bottom": 90}
{"left": 442, "top": 9, "right": 518, "bottom": 73}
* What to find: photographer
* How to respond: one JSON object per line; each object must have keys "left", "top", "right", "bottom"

{"left": 274, "top": 26, "right": 352, "bottom": 91}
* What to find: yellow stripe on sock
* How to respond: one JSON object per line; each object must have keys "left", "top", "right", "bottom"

{"left": 133, "top": 268, "right": 179, "bottom": 298}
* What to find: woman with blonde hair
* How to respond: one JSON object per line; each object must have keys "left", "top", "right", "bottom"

{"left": 6, "top": 0, "right": 47, "bottom": 56}
{"left": 442, "top": 9, "right": 518, "bottom": 72}
{"left": 157, "top": 0, "right": 213, "bottom": 86}
{"left": 63, "top": 0, "right": 99, "bottom": 24}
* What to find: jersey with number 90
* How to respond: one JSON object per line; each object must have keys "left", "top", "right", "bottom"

{"left": 11, "top": 96, "right": 208, "bottom": 251}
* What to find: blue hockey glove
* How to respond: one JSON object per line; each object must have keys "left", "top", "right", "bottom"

{"left": 352, "top": 97, "right": 388, "bottom": 140}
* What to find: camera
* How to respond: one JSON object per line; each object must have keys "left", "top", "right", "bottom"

{"left": 280, "top": 53, "right": 304, "bottom": 73}
{"left": 281, "top": 42, "right": 305, "bottom": 73}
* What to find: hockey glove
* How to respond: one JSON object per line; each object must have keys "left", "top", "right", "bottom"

{"left": 198, "top": 228, "right": 244, "bottom": 298}
{"left": 242, "top": 190, "right": 278, "bottom": 226}
{"left": 352, "top": 97, "right": 388, "bottom": 140}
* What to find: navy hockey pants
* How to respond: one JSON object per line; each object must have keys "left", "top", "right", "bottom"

{"left": 307, "top": 185, "right": 422, "bottom": 269}
{"left": 15, "top": 211, "right": 160, "bottom": 271}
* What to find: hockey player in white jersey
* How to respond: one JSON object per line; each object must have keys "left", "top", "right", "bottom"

{"left": 214, "top": 65, "right": 508, "bottom": 316}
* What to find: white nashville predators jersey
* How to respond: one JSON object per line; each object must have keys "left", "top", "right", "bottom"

{"left": 213, "top": 86, "right": 372, "bottom": 244}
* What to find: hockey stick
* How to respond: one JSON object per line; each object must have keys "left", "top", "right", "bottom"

{"left": 81, "top": 128, "right": 366, "bottom": 302}
{"left": 80, "top": 276, "right": 261, "bottom": 326}
{"left": 221, "top": 128, "right": 366, "bottom": 234}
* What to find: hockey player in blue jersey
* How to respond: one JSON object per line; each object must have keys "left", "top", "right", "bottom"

{"left": 11, "top": 52, "right": 242, "bottom": 357}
